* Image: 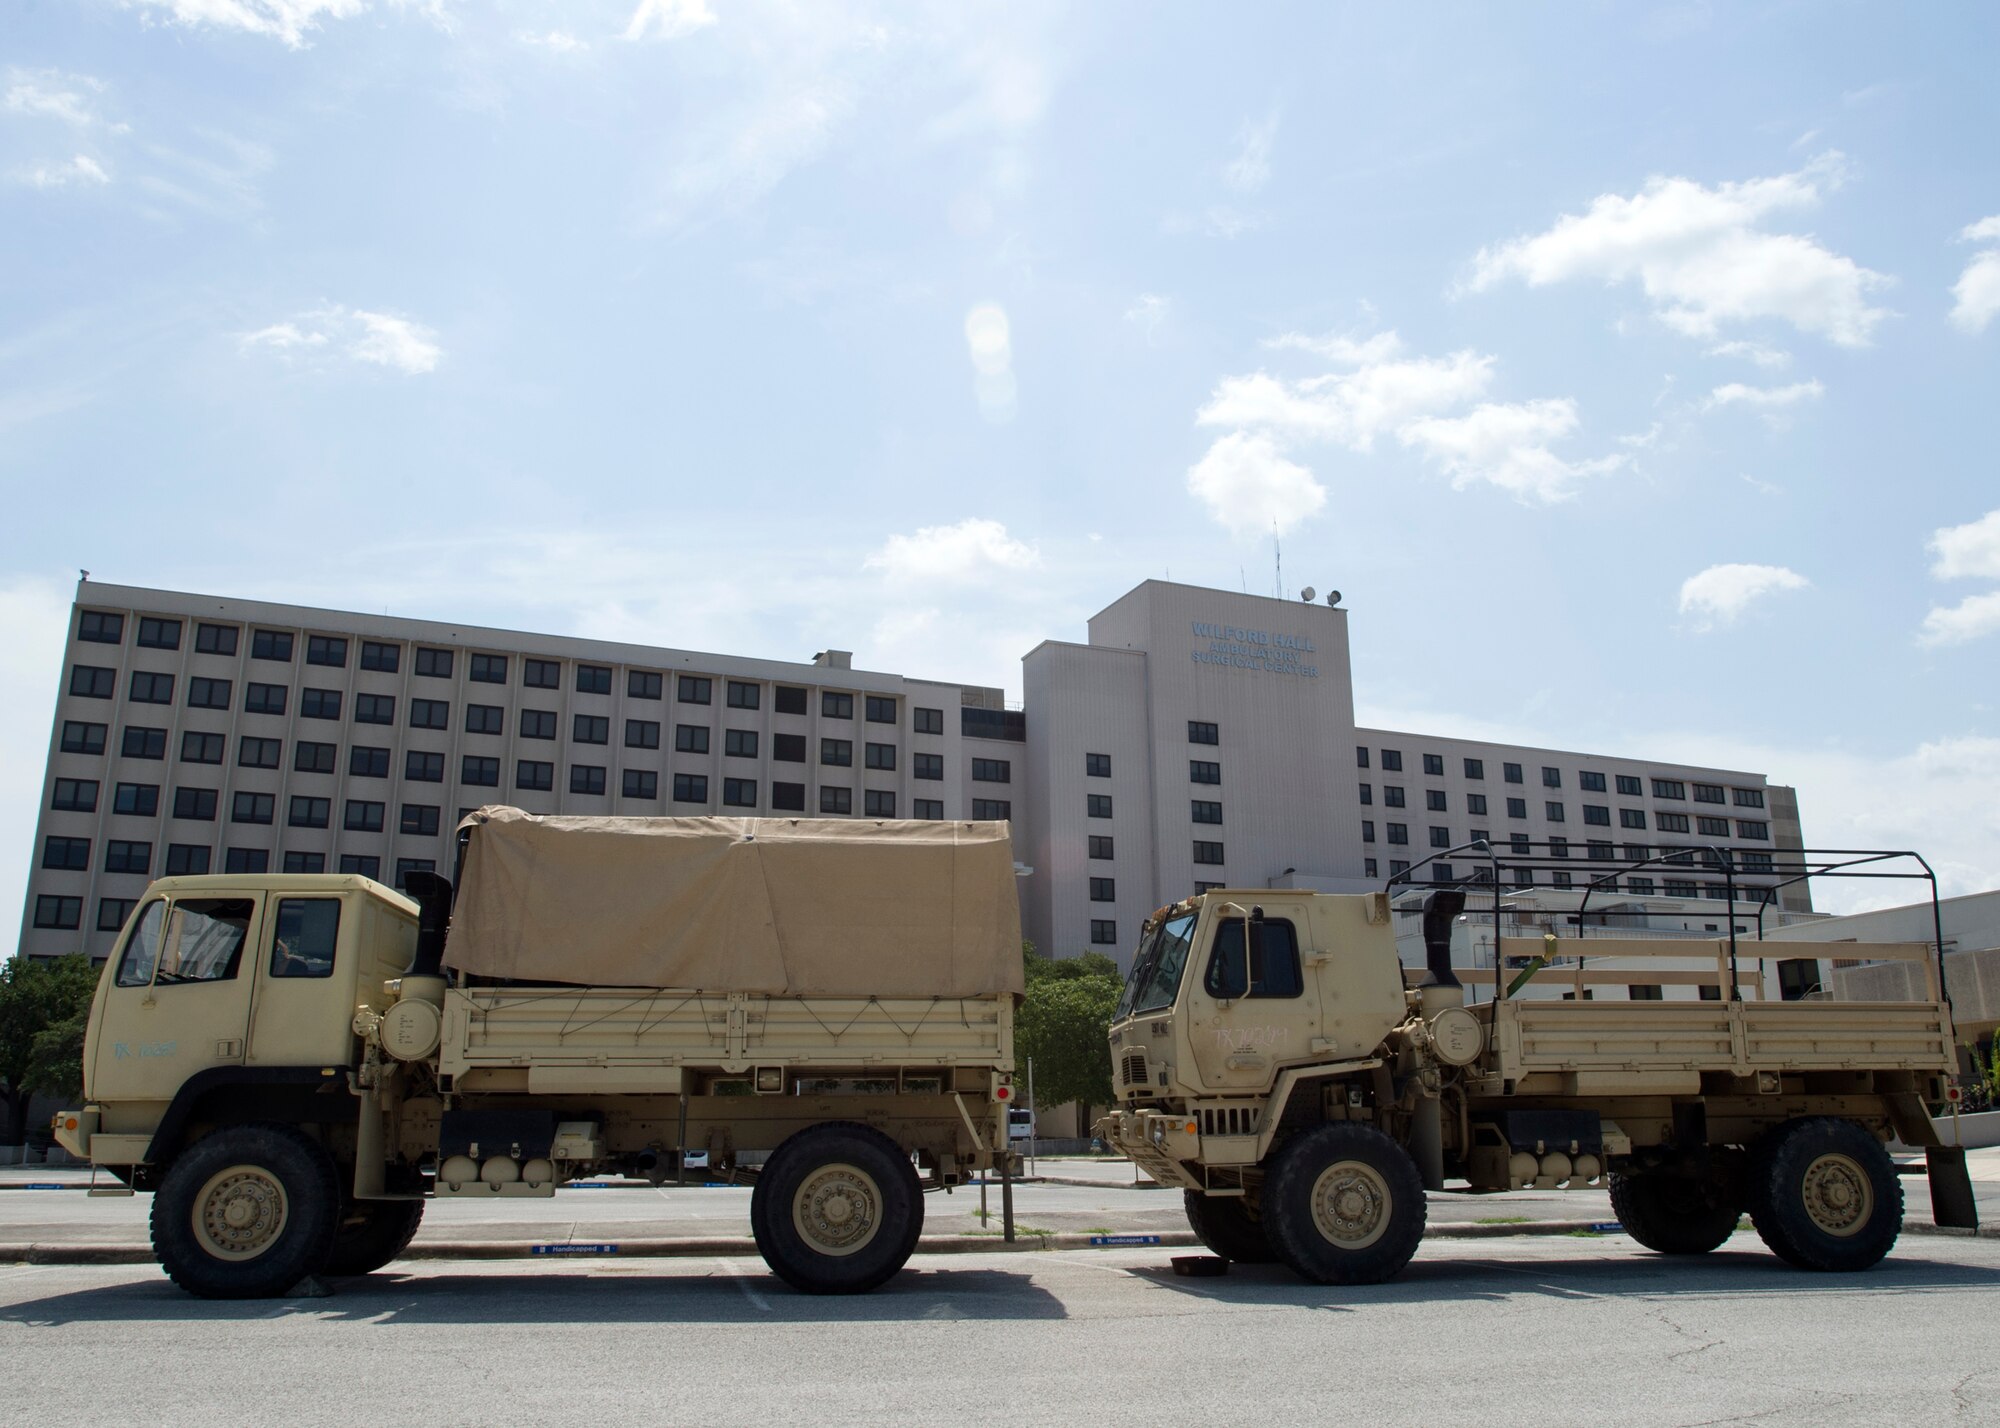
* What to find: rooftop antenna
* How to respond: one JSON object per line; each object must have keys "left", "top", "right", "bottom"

{"left": 1273, "top": 522, "right": 1282, "bottom": 601}
{"left": 1240, "top": 566, "right": 1248, "bottom": 594}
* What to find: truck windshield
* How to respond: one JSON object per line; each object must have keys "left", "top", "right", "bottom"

{"left": 1117, "top": 912, "right": 1198, "bottom": 1017}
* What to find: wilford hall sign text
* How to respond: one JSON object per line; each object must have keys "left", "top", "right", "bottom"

{"left": 1190, "top": 622, "right": 1320, "bottom": 678}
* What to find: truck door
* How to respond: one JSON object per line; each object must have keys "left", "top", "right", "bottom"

{"left": 246, "top": 894, "right": 356, "bottom": 1067}
{"left": 1185, "top": 911, "right": 1317, "bottom": 1092}
{"left": 89, "top": 894, "right": 263, "bottom": 1111}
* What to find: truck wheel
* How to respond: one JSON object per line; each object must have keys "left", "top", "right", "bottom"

{"left": 1747, "top": 1117, "right": 1902, "bottom": 1271}
{"left": 152, "top": 1123, "right": 343, "bottom": 1299}
{"left": 323, "top": 1200, "right": 426, "bottom": 1277}
{"left": 1263, "top": 1124, "right": 1426, "bottom": 1285}
{"left": 750, "top": 1122, "right": 923, "bottom": 1294}
{"left": 1608, "top": 1173, "right": 1740, "bottom": 1254}
{"left": 1183, "top": 1190, "right": 1276, "bottom": 1264}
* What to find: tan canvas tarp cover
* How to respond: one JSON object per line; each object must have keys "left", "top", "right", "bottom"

{"left": 445, "top": 806, "right": 1024, "bottom": 998}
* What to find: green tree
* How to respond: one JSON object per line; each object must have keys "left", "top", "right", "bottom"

{"left": 1015, "top": 944, "right": 1123, "bottom": 1114}
{"left": 0, "top": 955, "right": 101, "bottom": 1144}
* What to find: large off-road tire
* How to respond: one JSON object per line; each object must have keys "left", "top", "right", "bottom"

{"left": 1262, "top": 1124, "right": 1426, "bottom": 1285}
{"left": 323, "top": 1199, "right": 426, "bottom": 1277}
{"left": 750, "top": 1122, "right": 923, "bottom": 1294}
{"left": 1747, "top": 1117, "right": 1902, "bottom": 1272}
{"left": 152, "top": 1123, "right": 343, "bottom": 1299}
{"left": 1183, "top": 1190, "right": 1276, "bottom": 1264}
{"left": 1609, "top": 1172, "right": 1742, "bottom": 1255}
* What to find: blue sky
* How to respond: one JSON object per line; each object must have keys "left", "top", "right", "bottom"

{"left": 2, "top": 1, "right": 1997, "bottom": 917}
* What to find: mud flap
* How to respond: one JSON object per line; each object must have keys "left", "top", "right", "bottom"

{"left": 1927, "top": 1146, "right": 1979, "bottom": 1230}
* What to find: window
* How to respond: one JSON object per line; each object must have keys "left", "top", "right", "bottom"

{"left": 667, "top": 724, "right": 706, "bottom": 755}
{"left": 1087, "top": 794, "right": 1113, "bottom": 819}
{"left": 1089, "top": 876, "right": 1116, "bottom": 902}
{"left": 294, "top": 741, "right": 336, "bottom": 775}
{"left": 1387, "top": 824, "right": 1409, "bottom": 845}
{"left": 62, "top": 721, "right": 108, "bottom": 755}
{"left": 400, "top": 804, "right": 440, "bottom": 836}
{"left": 629, "top": 671, "right": 663, "bottom": 700}
{"left": 777, "top": 686, "right": 809, "bottom": 717}
{"left": 462, "top": 755, "right": 500, "bottom": 787}
{"left": 44, "top": 836, "right": 91, "bottom": 870}
{"left": 79, "top": 611, "right": 123, "bottom": 643}
{"left": 344, "top": 800, "right": 385, "bottom": 832}
{"left": 914, "top": 798, "right": 944, "bottom": 820}
{"left": 772, "top": 781, "right": 806, "bottom": 811}
{"left": 1656, "top": 812, "right": 1690, "bottom": 833}
{"left": 112, "top": 782, "right": 158, "bottom": 816}
{"left": 914, "top": 706, "right": 944, "bottom": 735}
{"left": 70, "top": 665, "right": 114, "bottom": 698}
{"left": 1733, "top": 787, "right": 1765, "bottom": 809}
{"left": 252, "top": 630, "right": 293, "bottom": 662}
{"left": 338, "top": 693, "right": 391, "bottom": 729}
{"left": 1542, "top": 766, "right": 1562, "bottom": 789}
{"left": 224, "top": 848, "right": 269, "bottom": 875}
{"left": 1203, "top": 915, "right": 1304, "bottom": 999}
{"left": 463, "top": 704, "right": 502, "bottom": 735}
{"left": 575, "top": 664, "right": 612, "bottom": 695}
{"left": 360, "top": 641, "right": 400, "bottom": 673}
{"left": 1665, "top": 879, "right": 1698, "bottom": 899}
{"left": 1384, "top": 786, "right": 1406, "bottom": 808}
{"left": 573, "top": 713, "right": 609, "bottom": 744}
{"left": 669, "top": 772, "right": 705, "bottom": 803}
{"left": 403, "top": 750, "right": 442, "bottom": 782}
{"left": 724, "top": 778, "right": 757, "bottom": 807}
{"left": 570, "top": 765, "right": 607, "bottom": 796}
{"left": 774, "top": 733, "right": 806, "bottom": 763}
{"left": 625, "top": 719, "right": 661, "bottom": 750}
{"left": 1466, "top": 793, "right": 1488, "bottom": 817}
{"left": 409, "top": 698, "right": 449, "bottom": 731}
{"left": 1589, "top": 839, "right": 1614, "bottom": 860}
{"left": 865, "top": 742, "right": 896, "bottom": 771}
{"left": 1583, "top": 804, "right": 1610, "bottom": 825}
{"left": 1504, "top": 763, "right": 1523, "bottom": 784}
{"left": 1192, "top": 800, "right": 1222, "bottom": 825}
{"left": 1548, "top": 836, "right": 1568, "bottom": 859}
{"left": 1617, "top": 774, "right": 1643, "bottom": 797}
{"left": 1189, "top": 721, "right": 1219, "bottom": 745}
{"left": 1653, "top": 779, "right": 1686, "bottom": 800}
{"left": 290, "top": 796, "right": 331, "bottom": 829}
{"left": 1361, "top": 820, "right": 1376, "bottom": 843}
{"left": 1364, "top": 858, "right": 1378, "bottom": 878}
{"left": 237, "top": 736, "right": 280, "bottom": 768}
{"left": 1697, "top": 816, "right": 1731, "bottom": 837}
{"left": 1579, "top": 771, "right": 1607, "bottom": 793}
{"left": 622, "top": 770, "right": 660, "bottom": 800}
{"left": 523, "top": 658, "right": 560, "bottom": 690}
{"left": 1356, "top": 745, "right": 1370, "bottom": 768}
{"left": 1190, "top": 760, "right": 1220, "bottom": 785}
{"left": 1359, "top": 783, "right": 1373, "bottom": 805}
{"left": 128, "top": 671, "right": 174, "bottom": 705}
{"left": 104, "top": 840, "right": 151, "bottom": 875}
{"left": 821, "top": 691, "right": 852, "bottom": 719}
{"left": 820, "top": 785, "right": 852, "bottom": 814}
{"left": 679, "top": 676, "right": 713, "bottom": 705}
{"left": 186, "top": 676, "right": 231, "bottom": 710}
{"left": 231, "top": 792, "right": 274, "bottom": 825}
{"left": 99, "top": 897, "right": 137, "bottom": 932}
{"left": 1435, "top": 864, "right": 1459, "bottom": 884}
{"left": 196, "top": 623, "right": 238, "bottom": 656}
{"left": 1430, "top": 826, "right": 1452, "bottom": 849}
{"left": 1426, "top": 789, "right": 1447, "bottom": 812}
{"left": 820, "top": 738, "right": 851, "bottom": 766}
{"left": 864, "top": 789, "right": 896, "bottom": 818}
{"left": 53, "top": 778, "right": 99, "bottom": 812}
{"left": 173, "top": 787, "right": 217, "bottom": 821}
{"left": 243, "top": 682, "right": 286, "bottom": 716}
{"left": 972, "top": 798, "right": 1011, "bottom": 820}
{"left": 1737, "top": 820, "right": 1769, "bottom": 840}
{"left": 339, "top": 854, "right": 380, "bottom": 879}
{"left": 165, "top": 844, "right": 211, "bottom": 876}
{"left": 519, "top": 709, "right": 557, "bottom": 741}
{"left": 1742, "top": 850, "right": 1773, "bottom": 871}
{"left": 300, "top": 688, "right": 341, "bottom": 721}
{"left": 972, "top": 758, "right": 1010, "bottom": 782}
{"left": 866, "top": 696, "right": 896, "bottom": 724}
{"left": 1545, "top": 801, "right": 1566, "bottom": 822}
{"left": 1511, "top": 833, "right": 1531, "bottom": 854}
{"left": 1085, "top": 753, "right": 1111, "bottom": 778}
{"left": 1423, "top": 753, "right": 1444, "bottom": 776}
{"left": 1089, "top": 835, "right": 1114, "bottom": 859}
{"left": 1192, "top": 841, "right": 1225, "bottom": 865}
{"left": 1620, "top": 808, "right": 1647, "bottom": 829}
{"left": 1389, "top": 860, "right": 1410, "bottom": 877}
{"left": 516, "top": 760, "right": 553, "bottom": 791}
{"left": 306, "top": 635, "right": 346, "bottom": 667}
{"left": 34, "top": 896, "right": 81, "bottom": 930}
{"left": 393, "top": 859, "right": 436, "bottom": 892}
{"left": 1623, "top": 843, "right": 1651, "bottom": 861}
{"left": 1381, "top": 750, "right": 1403, "bottom": 772}
{"left": 1548, "top": 871, "right": 1569, "bottom": 889}
{"left": 415, "top": 647, "right": 453, "bottom": 679}
{"left": 723, "top": 680, "right": 760, "bottom": 711}
{"left": 1091, "top": 920, "right": 1118, "bottom": 946}
{"left": 1464, "top": 758, "right": 1484, "bottom": 779}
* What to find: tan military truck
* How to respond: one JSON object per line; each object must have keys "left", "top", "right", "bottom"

{"left": 1101, "top": 869, "right": 1979, "bottom": 1286}
{"left": 53, "top": 808, "right": 1023, "bottom": 1299}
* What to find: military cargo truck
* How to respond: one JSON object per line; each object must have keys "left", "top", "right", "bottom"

{"left": 1101, "top": 849, "right": 1979, "bottom": 1285}
{"left": 52, "top": 808, "right": 1023, "bottom": 1298}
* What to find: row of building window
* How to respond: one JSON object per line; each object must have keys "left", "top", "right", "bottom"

{"left": 1360, "top": 820, "right": 1776, "bottom": 855}
{"left": 1357, "top": 855, "right": 1777, "bottom": 900}
{"left": 1355, "top": 746, "right": 1766, "bottom": 809}
{"left": 1357, "top": 784, "right": 1767, "bottom": 838}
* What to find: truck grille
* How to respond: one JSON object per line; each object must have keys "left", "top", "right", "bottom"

{"left": 1199, "top": 1105, "right": 1258, "bottom": 1137}
{"left": 1121, "top": 1052, "right": 1150, "bottom": 1088}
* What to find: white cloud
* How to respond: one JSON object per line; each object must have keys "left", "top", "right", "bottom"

{"left": 622, "top": 0, "right": 715, "bottom": 43}
{"left": 517, "top": 29, "right": 586, "bottom": 53}
{"left": 1705, "top": 339, "right": 1791, "bottom": 368}
{"left": 1705, "top": 379, "right": 1824, "bottom": 409}
{"left": 1263, "top": 329, "right": 1405, "bottom": 365}
{"left": 1198, "top": 345, "right": 1493, "bottom": 451}
{"left": 1399, "top": 399, "right": 1624, "bottom": 502}
{"left": 350, "top": 311, "right": 441, "bottom": 373}
{"left": 240, "top": 321, "right": 327, "bottom": 350}
{"left": 1918, "top": 592, "right": 2000, "bottom": 648}
{"left": 5, "top": 70, "right": 128, "bottom": 131}
{"left": 17, "top": 155, "right": 110, "bottom": 188}
{"left": 1677, "top": 563, "right": 1810, "bottom": 628}
{"left": 1162, "top": 206, "right": 1268, "bottom": 240}
{"left": 1929, "top": 509, "right": 2000, "bottom": 581}
{"left": 963, "top": 302, "right": 1015, "bottom": 422}
{"left": 1466, "top": 153, "right": 1893, "bottom": 346}
{"left": 130, "top": 0, "right": 368, "bottom": 49}
{"left": 1124, "top": 293, "right": 1169, "bottom": 342}
{"left": 1222, "top": 113, "right": 1278, "bottom": 194}
{"left": 239, "top": 305, "right": 439, "bottom": 374}
{"left": 1185, "top": 432, "right": 1325, "bottom": 538}
{"left": 862, "top": 517, "right": 1038, "bottom": 584}
{"left": 1949, "top": 231, "right": 2000, "bottom": 335}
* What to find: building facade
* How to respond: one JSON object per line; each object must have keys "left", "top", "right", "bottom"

{"left": 18, "top": 578, "right": 1805, "bottom": 967}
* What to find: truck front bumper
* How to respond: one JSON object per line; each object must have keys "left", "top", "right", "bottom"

{"left": 50, "top": 1107, "right": 96, "bottom": 1161}
{"left": 1101, "top": 1109, "right": 1203, "bottom": 1189}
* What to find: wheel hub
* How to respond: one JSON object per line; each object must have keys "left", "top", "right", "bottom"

{"left": 1801, "top": 1153, "right": 1871, "bottom": 1237}
{"left": 193, "top": 1165, "right": 290, "bottom": 1261}
{"left": 792, "top": 1163, "right": 882, "bottom": 1257}
{"left": 1309, "top": 1160, "right": 1390, "bottom": 1250}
